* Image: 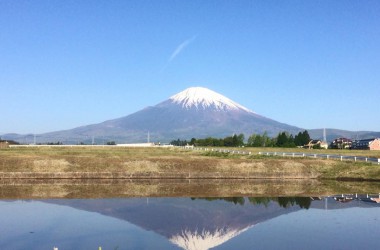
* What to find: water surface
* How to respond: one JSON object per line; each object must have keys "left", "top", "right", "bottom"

{"left": 0, "top": 196, "right": 379, "bottom": 250}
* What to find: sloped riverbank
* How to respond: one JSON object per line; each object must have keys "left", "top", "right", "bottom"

{"left": 1, "top": 179, "right": 380, "bottom": 199}
{"left": 1, "top": 146, "right": 380, "bottom": 181}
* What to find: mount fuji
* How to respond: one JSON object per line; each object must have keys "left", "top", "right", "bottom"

{"left": 5, "top": 87, "right": 303, "bottom": 143}
{"left": 167, "top": 86, "right": 252, "bottom": 112}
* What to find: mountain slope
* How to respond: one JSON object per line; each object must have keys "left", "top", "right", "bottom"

{"left": 92, "top": 87, "right": 302, "bottom": 142}
{"left": 5, "top": 87, "right": 378, "bottom": 144}
{"left": 4, "top": 86, "right": 300, "bottom": 143}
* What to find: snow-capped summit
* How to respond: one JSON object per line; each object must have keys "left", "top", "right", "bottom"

{"left": 169, "top": 87, "right": 253, "bottom": 113}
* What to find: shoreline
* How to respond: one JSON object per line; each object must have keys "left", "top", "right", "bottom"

{"left": 1, "top": 178, "right": 380, "bottom": 199}
{"left": 1, "top": 172, "right": 380, "bottom": 182}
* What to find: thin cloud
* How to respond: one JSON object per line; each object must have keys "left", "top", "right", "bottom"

{"left": 161, "top": 35, "right": 197, "bottom": 72}
{"left": 169, "top": 36, "right": 197, "bottom": 62}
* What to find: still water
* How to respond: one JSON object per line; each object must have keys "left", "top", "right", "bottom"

{"left": 0, "top": 196, "right": 379, "bottom": 250}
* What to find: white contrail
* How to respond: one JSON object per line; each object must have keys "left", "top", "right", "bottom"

{"left": 169, "top": 35, "right": 197, "bottom": 62}
{"left": 161, "top": 35, "right": 197, "bottom": 72}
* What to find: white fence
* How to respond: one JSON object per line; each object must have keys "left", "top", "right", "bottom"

{"left": 259, "top": 152, "right": 380, "bottom": 165}
{"left": 179, "top": 146, "right": 252, "bottom": 155}
{"left": 178, "top": 146, "right": 380, "bottom": 165}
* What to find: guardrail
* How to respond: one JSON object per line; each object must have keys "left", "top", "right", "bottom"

{"left": 259, "top": 152, "right": 380, "bottom": 165}
{"left": 179, "top": 146, "right": 252, "bottom": 155}
{"left": 178, "top": 146, "right": 380, "bottom": 165}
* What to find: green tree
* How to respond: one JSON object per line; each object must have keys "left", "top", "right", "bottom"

{"left": 288, "top": 134, "right": 296, "bottom": 147}
{"left": 237, "top": 133, "right": 245, "bottom": 146}
{"left": 223, "top": 136, "right": 233, "bottom": 147}
{"left": 302, "top": 130, "right": 311, "bottom": 144}
{"left": 232, "top": 134, "right": 239, "bottom": 146}
{"left": 276, "top": 132, "right": 296, "bottom": 148}
{"left": 247, "top": 134, "right": 257, "bottom": 146}
{"left": 253, "top": 134, "right": 263, "bottom": 147}
{"left": 295, "top": 130, "right": 311, "bottom": 146}
{"left": 262, "top": 132, "right": 270, "bottom": 147}
{"left": 190, "top": 138, "right": 196, "bottom": 145}
{"left": 248, "top": 132, "right": 275, "bottom": 147}
{"left": 276, "top": 132, "right": 288, "bottom": 147}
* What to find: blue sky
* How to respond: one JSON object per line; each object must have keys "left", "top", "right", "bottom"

{"left": 1, "top": 0, "right": 379, "bottom": 134}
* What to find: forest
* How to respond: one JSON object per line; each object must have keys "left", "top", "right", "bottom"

{"left": 170, "top": 130, "right": 312, "bottom": 148}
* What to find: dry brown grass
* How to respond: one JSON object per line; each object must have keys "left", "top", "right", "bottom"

{"left": 0, "top": 146, "right": 379, "bottom": 180}
{"left": 123, "top": 160, "right": 163, "bottom": 173}
{"left": 33, "top": 159, "right": 71, "bottom": 172}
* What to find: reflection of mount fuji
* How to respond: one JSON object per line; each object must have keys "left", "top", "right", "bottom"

{"left": 46, "top": 198, "right": 299, "bottom": 250}
{"left": 45, "top": 197, "right": 379, "bottom": 250}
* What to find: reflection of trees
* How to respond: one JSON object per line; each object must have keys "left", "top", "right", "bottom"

{"left": 192, "top": 197, "right": 312, "bottom": 209}
{"left": 249, "top": 197, "right": 311, "bottom": 209}
{"left": 276, "top": 197, "right": 311, "bottom": 209}
{"left": 223, "top": 197, "right": 245, "bottom": 205}
{"left": 248, "top": 197, "right": 272, "bottom": 207}
{"left": 192, "top": 197, "right": 245, "bottom": 205}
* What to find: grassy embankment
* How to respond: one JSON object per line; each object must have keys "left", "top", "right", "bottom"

{"left": 1, "top": 146, "right": 380, "bottom": 198}
{"left": 0, "top": 146, "right": 379, "bottom": 180}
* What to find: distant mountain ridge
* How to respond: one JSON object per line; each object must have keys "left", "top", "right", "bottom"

{"left": 308, "top": 129, "right": 380, "bottom": 143}
{"left": 2, "top": 87, "right": 379, "bottom": 144}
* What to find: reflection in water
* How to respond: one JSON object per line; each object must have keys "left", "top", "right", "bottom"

{"left": 0, "top": 195, "right": 379, "bottom": 250}
{"left": 169, "top": 197, "right": 313, "bottom": 250}
{"left": 42, "top": 198, "right": 292, "bottom": 250}
{"left": 170, "top": 226, "right": 250, "bottom": 250}
{"left": 193, "top": 197, "right": 313, "bottom": 209}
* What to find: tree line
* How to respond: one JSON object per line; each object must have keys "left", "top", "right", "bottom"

{"left": 171, "top": 133, "right": 245, "bottom": 147}
{"left": 170, "top": 130, "right": 311, "bottom": 148}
